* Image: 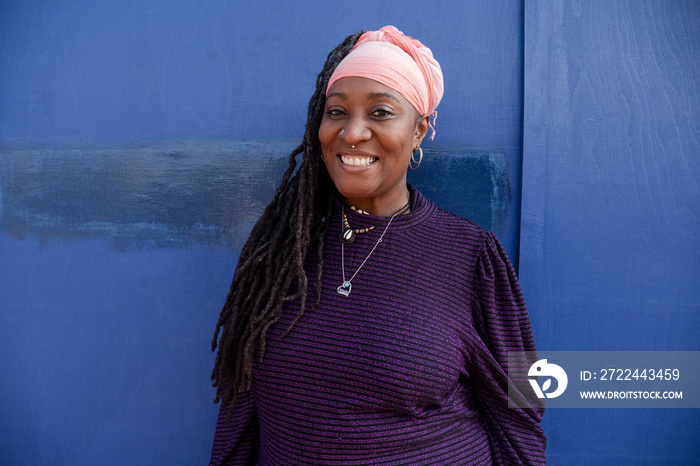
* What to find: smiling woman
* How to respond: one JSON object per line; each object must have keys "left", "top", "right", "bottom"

{"left": 320, "top": 77, "right": 428, "bottom": 216}
{"left": 209, "top": 26, "right": 546, "bottom": 465}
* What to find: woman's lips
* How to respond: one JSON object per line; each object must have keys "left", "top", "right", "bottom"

{"left": 339, "top": 154, "right": 377, "bottom": 167}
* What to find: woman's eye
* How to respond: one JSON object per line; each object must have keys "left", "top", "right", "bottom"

{"left": 326, "top": 108, "right": 345, "bottom": 117}
{"left": 372, "top": 109, "right": 393, "bottom": 118}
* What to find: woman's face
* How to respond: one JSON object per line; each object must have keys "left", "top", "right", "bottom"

{"left": 319, "top": 77, "right": 429, "bottom": 215}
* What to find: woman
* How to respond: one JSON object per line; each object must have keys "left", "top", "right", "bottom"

{"left": 210, "top": 26, "right": 546, "bottom": 465}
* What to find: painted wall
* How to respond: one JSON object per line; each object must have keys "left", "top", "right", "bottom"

{"left": 0, "top": 0, "right": 524, "bottom": 254}
{"left": 2, "top": 0, "right": 698, "bottom": 464}
{"left": 521, "top": 1, "right": 700, "bottom": 464}
{"left": 1, "top": 1, "right": 525, "bottom": 464}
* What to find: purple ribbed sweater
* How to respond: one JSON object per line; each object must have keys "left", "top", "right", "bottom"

{"left": 210, "top": 189, "right": 546, "bottom": 465}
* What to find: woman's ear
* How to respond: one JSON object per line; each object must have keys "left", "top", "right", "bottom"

{"left": 414, "top": 114, "right": 430, "bottom": 148}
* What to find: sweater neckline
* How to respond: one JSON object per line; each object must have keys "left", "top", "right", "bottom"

{"left": 333, "top": 186, "right": 436, "bottom": 231}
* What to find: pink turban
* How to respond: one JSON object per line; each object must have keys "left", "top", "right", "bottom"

{"left": 327, "top": 26, "right": 444, "bottom": 139}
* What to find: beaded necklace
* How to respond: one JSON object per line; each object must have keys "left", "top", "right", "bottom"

{"left": 336, "top": 195, "right": 410, "bottom": 297}
{"left": 339, "top": 200, "right": 410, "bottom": 245}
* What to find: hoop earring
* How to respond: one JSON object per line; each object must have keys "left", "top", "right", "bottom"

{"left": 410, "top": 147, "right": 423, "bottom": 170}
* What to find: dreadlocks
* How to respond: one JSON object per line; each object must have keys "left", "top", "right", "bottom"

{"left": 211, "top": 30, "right": 366, "bottom": 413}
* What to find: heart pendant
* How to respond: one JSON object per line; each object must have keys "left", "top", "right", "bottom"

{"left": 336, "top": 281, "right": 352, "bottom": 297}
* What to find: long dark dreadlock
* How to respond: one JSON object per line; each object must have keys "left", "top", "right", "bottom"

{"left": 211, "top": 30, "right": 366, "bottom": 413}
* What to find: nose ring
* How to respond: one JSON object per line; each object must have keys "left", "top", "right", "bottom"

{"left": 340, "top": 129, "right": 353, "bottom": 148}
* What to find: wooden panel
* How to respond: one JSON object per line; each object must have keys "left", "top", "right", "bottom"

{"left": 522, "top": 1, "right": 700, "bottom": 463}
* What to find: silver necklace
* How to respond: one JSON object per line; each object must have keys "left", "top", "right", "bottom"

{"left": 336, "top": 196, "right": 409, "bottom": 297}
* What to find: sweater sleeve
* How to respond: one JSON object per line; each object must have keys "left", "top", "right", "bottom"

{"left": 468, "top": 231, "right": 547, "bottom": 465}
{"left": 209, "top": 390, "right": 259, "bottom": 466}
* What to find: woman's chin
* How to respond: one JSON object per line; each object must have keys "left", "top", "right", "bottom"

{"left": 332, "top": 179, "right": 376, "bottom": 199}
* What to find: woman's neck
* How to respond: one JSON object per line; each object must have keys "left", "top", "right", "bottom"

{"left": 343, "top": 188, "right": 411, "bottom": 217}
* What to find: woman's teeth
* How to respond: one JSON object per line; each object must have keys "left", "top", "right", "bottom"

{"left": 340, "top": 155, "right": 377, "bottom": 167}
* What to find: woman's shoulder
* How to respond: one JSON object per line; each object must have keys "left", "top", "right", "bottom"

{"left": 431, "top": 204, "right": 486, "bottom": 233}
{"left": 415, "top": 191, "right": 491, "bottom": 245}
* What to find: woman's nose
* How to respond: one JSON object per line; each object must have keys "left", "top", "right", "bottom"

{"left": 340, "top": 116, "right": 371, "bottom": 146}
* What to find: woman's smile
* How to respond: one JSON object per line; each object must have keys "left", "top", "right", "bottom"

{"left": 338, "top": 153, "right": 377, "bottom": 167}
{"left": 339, "top": 154, "right": 378, "bottom": 167}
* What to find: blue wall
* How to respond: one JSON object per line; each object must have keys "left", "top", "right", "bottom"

{"left": 1, "top": 1, "right": 526, "bottom": 464}
{"left": 521, "top": 1, "right": 700, "bottom": 464}
{"left": 1, "top": 0, "right": 698, "bottom": 464}
{"left": 0, "top": 0, "right": 525, "bottom": 255}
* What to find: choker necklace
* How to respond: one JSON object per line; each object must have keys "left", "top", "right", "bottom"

{"left": 337, "top": 195, "right": 410, "bottom": 297}
{"left": 339, "top": 199, "right": 411, "bottom": 244}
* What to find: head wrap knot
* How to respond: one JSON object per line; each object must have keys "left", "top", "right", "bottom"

{"left": 327, "top": 25, "right": 444, "bottom": 139}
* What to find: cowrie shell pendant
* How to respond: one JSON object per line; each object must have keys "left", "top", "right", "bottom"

{"left": 340, "top": 229, "right": 356, "bottom": 244}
